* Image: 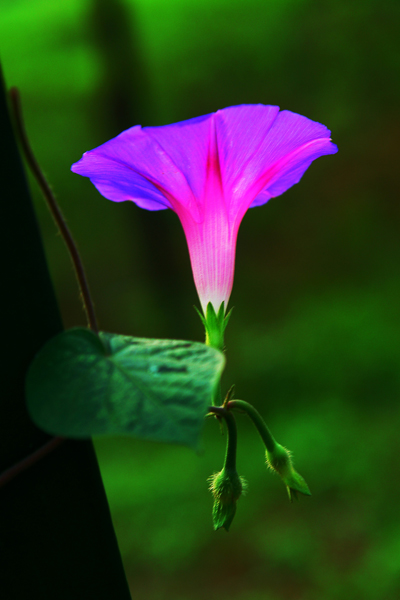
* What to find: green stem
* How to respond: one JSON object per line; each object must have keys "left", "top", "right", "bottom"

{"left": 211, "top": 382, "right": 222, "bottom": 406}
{"left": 208, "top": 405, "right": 238, "bottom": 471}
{"left": 227, "top": 399, "right": 276, "bottom": 453}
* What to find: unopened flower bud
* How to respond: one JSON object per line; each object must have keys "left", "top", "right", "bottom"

{"left": 209, "top": 468, "right": 247, "bottom": 531}
{"left": 265, "top": 443, "right": 311, "bottom": 501}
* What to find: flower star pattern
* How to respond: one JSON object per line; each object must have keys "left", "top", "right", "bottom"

{"left": 71, "top": 104, "right": 337, "bottom": 314}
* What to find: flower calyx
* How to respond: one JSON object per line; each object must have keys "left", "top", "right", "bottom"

{"left": 196, "top": 301, "right": 232, "bottom": 352}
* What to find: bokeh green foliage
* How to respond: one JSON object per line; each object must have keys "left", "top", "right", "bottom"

{"left": 1, "top": 0, "right": 400, "bottom": 598}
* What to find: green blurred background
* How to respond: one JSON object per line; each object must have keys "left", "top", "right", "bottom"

{"left": 1, "top": 0, "right": 400, "bottom": 598}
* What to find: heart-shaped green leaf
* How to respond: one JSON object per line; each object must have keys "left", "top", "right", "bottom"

{"left": 26, "top": 328, "right": 225, "bottom": 448}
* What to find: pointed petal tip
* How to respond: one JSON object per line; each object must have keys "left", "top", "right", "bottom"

{"left": 330, "top": 141, "right": 339, "bottom": 153}
{"left": 70, "top": 153, "right": 89, "bottom": 174}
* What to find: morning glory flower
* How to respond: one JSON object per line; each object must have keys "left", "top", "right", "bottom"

{"left": 71, "top": 104, "right": 337, "bottom": 317}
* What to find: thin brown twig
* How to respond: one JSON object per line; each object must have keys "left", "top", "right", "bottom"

{"left": 2, "top": 88, "right": 91, "bottom": 489}
{"left": 9, "top": 86, "right": 99, "bottom": 334}
{"left": 0, "top": 436, "right": 66, "bottom": 489}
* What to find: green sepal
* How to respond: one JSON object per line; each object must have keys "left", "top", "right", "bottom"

{"left": 265, "top": 443, "right": 311, "bottom": 501}
{"left": 222, "top": 306, "right": 233, "bottom": 332}
{"left": 194, "top": 305, "right": 207, "bottom": 327}
{"left": 212, "top": 498, "right": 237, "bottom": 532}
{"left": 195, "top": 302, "right": 232, "bottom": 351}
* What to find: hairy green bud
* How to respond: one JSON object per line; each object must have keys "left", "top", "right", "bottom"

{"left": 209, "top": 468, "right": 247, "bottom": 531}
{"left": 265, "top": 443, "right": 311, "bottom": 501}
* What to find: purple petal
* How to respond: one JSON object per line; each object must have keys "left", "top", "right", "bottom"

{"left": 71, "top": 124, "right": 201, "bottom": 214}
{"left": 144, "top": 114, "right": 213, "bottom": 206}
{"left": 71, "top": 105, "right": 337, "bottom": 313}
{"left": 214, "top": 104, "right": 280, "bottom": 193}
{"left": 213, "top": 105, "right": 337, "bottom": 213}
